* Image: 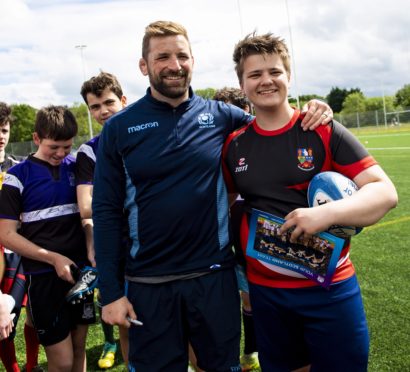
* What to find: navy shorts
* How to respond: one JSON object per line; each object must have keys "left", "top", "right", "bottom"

{"left": 27, "top": 271, "right": 96, "bottom": 346}
{"left": 127, "top": 269, "right": 241, "bottom": 372}
{"left": 249, "top": 275, "right": 369, "bottom": 372}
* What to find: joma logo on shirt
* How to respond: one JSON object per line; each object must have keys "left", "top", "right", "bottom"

{"left": 128, "top": 121, "right": 159, "bottom": 133}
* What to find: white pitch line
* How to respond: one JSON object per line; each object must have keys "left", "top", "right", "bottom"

{"left": 357, "top": 132, "right": 410, "bottom": 139}
{"left": 366, "top": 147, "right": 410, "bottom": 150}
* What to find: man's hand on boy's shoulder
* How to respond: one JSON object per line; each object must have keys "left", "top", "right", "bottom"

{"left": 300, "top": 99, "right": 333, "bottom": 131}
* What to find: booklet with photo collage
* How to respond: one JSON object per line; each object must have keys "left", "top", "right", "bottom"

{"left": 246, "top": 209, "right": 345, "bottom": 288}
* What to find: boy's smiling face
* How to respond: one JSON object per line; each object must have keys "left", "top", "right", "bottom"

{"left": 240, "top": 53, "right": 290, "bottom": 112}
{"left": 33, "top": 133, "right": 73, "bottom": 166}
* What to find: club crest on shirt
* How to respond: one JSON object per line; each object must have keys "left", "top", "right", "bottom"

{"left": 197, "top": 113, "right": 215, "bottom": 128}
{"left": 235, "top": 157, "right": 248, "bottom": 173}
{"left": 297, "top": 148, "right": 314, "bottom": 171}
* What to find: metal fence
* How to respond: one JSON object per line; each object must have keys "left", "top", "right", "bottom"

{"left": 7, "top": 108, "right": 410, "bottom": 157}
{"left": 336, "top": 108, "right": 410, "bottom": 129}
{"left": 7, "top": 135, "right": 90, "bottom": 158}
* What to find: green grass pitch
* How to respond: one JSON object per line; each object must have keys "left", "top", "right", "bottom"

{"left": 11, "top": 125, "right": 410, "bottom": 371}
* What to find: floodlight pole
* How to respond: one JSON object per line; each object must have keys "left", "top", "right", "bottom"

{"left": 237, "top": 0, "right": 244, "bottom": 36}
{"left": 285, "top": 0, "right": 300, "bottom": 109}
{"left": 75, "top": 45, "right": 93, "bottom": 139}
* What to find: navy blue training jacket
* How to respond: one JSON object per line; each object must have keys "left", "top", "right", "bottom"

{"left": 93, "top": 88, "right": 252, "bottom": 305}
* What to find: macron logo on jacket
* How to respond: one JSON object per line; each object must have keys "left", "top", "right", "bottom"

{"left": 128, "top": 121, "right": 159, "bottom": 134}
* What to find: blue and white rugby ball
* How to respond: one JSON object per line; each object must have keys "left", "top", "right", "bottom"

{"left": 307, "top": 171, "right": 363, "bottom": 238}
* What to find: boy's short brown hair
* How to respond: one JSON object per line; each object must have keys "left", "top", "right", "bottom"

{"left": 34, "top": 106, "right": 78, "bottom": 141}
{"left": 233, "top": 32, "right": 291, "bottom": 84}
{"left": 80, "top": 71, "right": 123, "bottom": 105}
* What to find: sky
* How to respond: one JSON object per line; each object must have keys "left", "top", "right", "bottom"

{"left": 0, "top": 0, "right": 409, "bottom": 108}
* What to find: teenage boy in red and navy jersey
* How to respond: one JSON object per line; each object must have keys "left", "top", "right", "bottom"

{"left": 0, "top": 106, "right": 95, "bottom": 372}
{"left": 223, "top": 32, "right": 398, "bottom": 371}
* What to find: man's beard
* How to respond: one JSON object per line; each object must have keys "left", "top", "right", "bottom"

{"left": 149, "top": 69, "right": 191, "bottom": 99}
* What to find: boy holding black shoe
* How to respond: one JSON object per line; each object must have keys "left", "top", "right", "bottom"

{"left": 0, "top": 106, "right": 95, "bottom": 372}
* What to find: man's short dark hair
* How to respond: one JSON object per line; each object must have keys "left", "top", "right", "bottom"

{"left": 80, "top": 72, "right": 123, "bottom": 105}
{"left": 34, "top": 106, "right": 78, "bottom": 141}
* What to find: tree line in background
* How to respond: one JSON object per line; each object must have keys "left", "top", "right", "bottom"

{"left": 7, "top": 83, "right": 410, "bottom": 143}
{"left": 9, "top": 103, "right": 102, "bottom": 143}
